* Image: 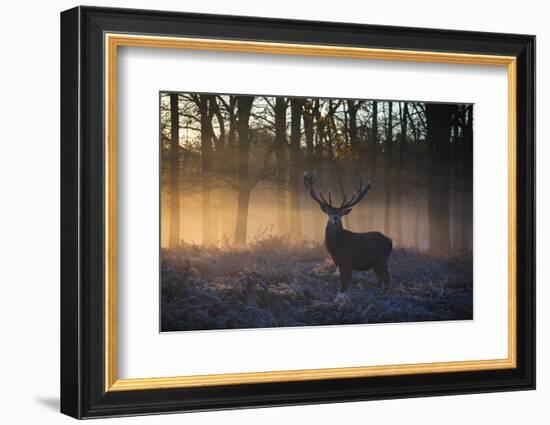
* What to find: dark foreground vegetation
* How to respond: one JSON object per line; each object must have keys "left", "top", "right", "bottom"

{"left": 161, "top": 237, "right": 473, "bottom": 332}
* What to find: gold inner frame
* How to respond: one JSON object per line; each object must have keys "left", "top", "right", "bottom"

{"left": 104, "top": 33, "right": 517, "bottom": 392}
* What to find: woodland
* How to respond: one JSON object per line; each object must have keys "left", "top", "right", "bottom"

{"left": 160, "top": 93, "right": 474, "bottom": 331}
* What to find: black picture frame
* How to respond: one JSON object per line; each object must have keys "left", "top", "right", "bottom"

{"left": 61, "top": 5, "right": 535, "bottom": 419}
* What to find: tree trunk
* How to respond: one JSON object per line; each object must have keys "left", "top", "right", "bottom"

{"left": 210, "top": 96, "right": 231, "bottom": 243}
{"left": 426, "top": 103, "right": 456, "bottom": 253}
{"left": 313, "top": 99, "right": 325, "bottom": 158}
{"left": 168, "top": 93, "right": 181, "bottom": 249}
{"left": 460, "top": 105, "right": 474, "bottom": 252}
{"left": 226, "top": 97, "right": 237, "bottom": 155}
{"left": 288, "top": 98, "right": 303, "bottom": 239}
{"left": 384, "top": 101, "right": 393, "bottom": 236}
{"left": 303, "top": 100, "right": 315, "bottom": 159}
{"left": 219, "top": 97, "right": 237, "bottom": 244}
{"left": 274, "top": 97, "right": 288, "bottom": 236}
{"left": 233, "top": 96, "right": 254, "bottom": 246}
{"left": 310, "top": 99, "right": 325, "bottom": 242}
{"left": 347, "top": 100, "right": 367, "bottom": 230}
{"left": 303, "top": 99, "right": 322, "bottom": 240}
{"left": 367, "top": 100, "right": 378, "bottom": 230}
{"left": 198, "top": 95, "right": 215, "bottom": 246}
{"left": 347, "top": 100, "right": 358, "bottom": 155}
{"left": 395, "top": 102, "right": 407, "bottom": 246}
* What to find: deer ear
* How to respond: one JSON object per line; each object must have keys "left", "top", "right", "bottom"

{"left": 320, "top": 205, "right": 330, "bottom": 214}
{"left": 341, "top": 208, "right": 352, "bottom": 216}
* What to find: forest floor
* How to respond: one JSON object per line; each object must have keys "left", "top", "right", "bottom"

{"left": 161, "top": 236, "right": 473, "bottom": 332}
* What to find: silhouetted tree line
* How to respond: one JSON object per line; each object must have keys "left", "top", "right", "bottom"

{"left": 160, "top": 93, "right": 473, "bottom": 253}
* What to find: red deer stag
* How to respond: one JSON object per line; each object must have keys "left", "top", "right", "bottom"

{"left": 304, "top": 174, "right": 392, "bottom": 291}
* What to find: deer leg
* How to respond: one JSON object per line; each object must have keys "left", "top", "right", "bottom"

{"left": 383, "top": 262, "right": 391, "bottom": 287}
{"left": 373, "top": 263, "right": 387, "bottom": 290}
{"left": 339, "top": 266, "right": 352, "bottom": 292}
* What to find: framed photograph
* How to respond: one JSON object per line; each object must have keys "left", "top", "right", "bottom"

{"left": 60, "top": 6, "right": 535, "bottom": 419}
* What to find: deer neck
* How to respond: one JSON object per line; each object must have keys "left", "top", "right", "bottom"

{"left": 326, "top": 220, "right": 343, "bottom": 232}
{"left": 325, "top": 220, "right": 345, "bottom": 253}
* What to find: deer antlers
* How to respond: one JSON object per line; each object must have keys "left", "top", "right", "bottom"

{"left": 304, "top": 173, "right": 371, "bottom": 211}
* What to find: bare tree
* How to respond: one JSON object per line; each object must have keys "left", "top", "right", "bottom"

{"left": 234, "top": 95, "right": 255, "bottom": 246}
{"left": 367, "top": 100, "right": 379, "bottom": 230}
{"left": 197, "top": 94, "right": 216, "bottom": 245}
{"left": 347, "top": 99, "right": 362, "bottom": 156}
{"left": 395, "top": 102, "right": 407, "bottom": 246}
{"left": 303, "top": 99, "right": 315, "bottom": 159}
{"left": 426, "top": 102, "right": 457, "bottom": 252}
{"left": 458, "top": 104, "right": 473, "bottom": 253}
{"left": 384, "top": 101, "right": 393, "bottom": 237}
{"left": 274, "top": 97, "right": 288, "bottom": 235}
{"left": 288, "top": 98, "right": 304, "bottom": 238}
{"left": 168, "top": 93, "right": 180, "bottom": 249}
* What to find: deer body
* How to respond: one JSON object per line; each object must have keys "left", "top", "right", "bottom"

{"left": 325, "top": 224, "right": 392, "bottom": 291}
{"left": 304, "top": 174, "right": 393, "bottom": 291}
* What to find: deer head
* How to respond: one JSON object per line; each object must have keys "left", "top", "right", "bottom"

{"left": 304, "top": 173, "right": 371, "bottom": 227}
